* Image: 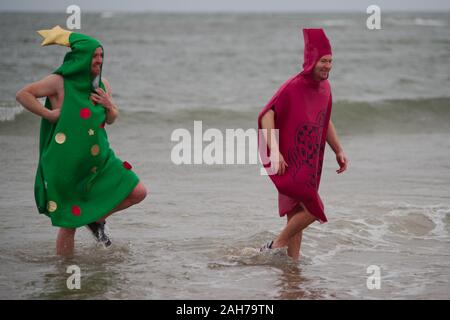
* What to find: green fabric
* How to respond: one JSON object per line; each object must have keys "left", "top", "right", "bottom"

{"left": 35, "top": 32, "right": 139, "bottom": 228}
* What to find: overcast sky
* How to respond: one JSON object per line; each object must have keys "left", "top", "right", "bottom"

{"left": 1, "top": 0, "right": 450, "bottom": 12}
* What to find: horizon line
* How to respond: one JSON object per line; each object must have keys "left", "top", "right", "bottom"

{"left": 1, "top": 8, "right": 450, "bottom": 14}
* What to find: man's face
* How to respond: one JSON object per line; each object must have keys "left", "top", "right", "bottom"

{"left": 313, "top": 54, "right": 332, "bottom": 81}
{"left": 91, "top": 47, "right": 103, "bottom": 76}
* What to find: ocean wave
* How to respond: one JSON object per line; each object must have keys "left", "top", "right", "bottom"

{"left": 3, "top": 97, "right": 450, "bottom": 135}
{"left": 100, "top": 11, "right": 117, "bottom": 19}
{"left": 309, "top": 201, "right": 450, "bottom": 267}
{"left": 386, "top": 18, "right": 448, "bottom": 27}
{"left": 414, "top": 18, "right": 448, "bottom": 27}
{"left": 330, "top": 97, "right": 450, "bottom": 134}
{"left": 150, "top": 97, "right": 450, "bottom": 134}
{"left": 0, "top": 103, "right": 24, "bottom": 122}
{"left": 320, "top": 19, "right": 355, "bottom": 27}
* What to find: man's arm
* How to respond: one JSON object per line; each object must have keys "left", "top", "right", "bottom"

{"left": 15, "top": 74, "right": 62, "bottom": 123}
{"left": 260, "top": 109, "right": 288, "bottom": 175}
{"left": 326, "top": 120, "right": 348, "bottom": 174}
{"left": 326, "top": 120, "right": 343, "bottom": 154}
{"left": 91, "top": 78, "right": 119, "bottom": 125}
{"left": 260, "top": 110, "right": 278, "bottom": 153}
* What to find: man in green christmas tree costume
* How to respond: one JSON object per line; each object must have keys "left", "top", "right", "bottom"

{"left": 16, "top": 26, "right": 147, "bottom": 256}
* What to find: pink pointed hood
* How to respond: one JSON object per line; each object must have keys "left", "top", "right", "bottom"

{"left": 300, "top": 28, "right": 332, "bottom": 76}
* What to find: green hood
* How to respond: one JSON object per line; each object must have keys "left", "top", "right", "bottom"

{"left": 54, "top": 33, "right": 104, "bottom": 92}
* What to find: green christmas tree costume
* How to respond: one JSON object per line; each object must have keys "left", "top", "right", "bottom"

{"left": 34, "top": 26, "right": 140, "bottom": 228}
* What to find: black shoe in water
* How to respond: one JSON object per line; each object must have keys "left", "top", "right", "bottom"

{"left": 260, "top": 240, "right": 274, "bottom": 252}
{"left": 86, "top": 221, "right": 112, "bottom": 247}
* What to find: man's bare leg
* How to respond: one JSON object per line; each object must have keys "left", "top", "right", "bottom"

{"left": 286, "top": 209, "right": 305, "bottom": 261}
{"left": 85, "top": 182, "right": 147, "bottom": 247}
{"left": 287, "top": 229, "right": 303, "bottom": 261}
{"left": 272, "top": 207, "right": 316, "bottom": 249}
{"left": 56, "top": 228, "right": 76, "bottom": 257}
{"left": 98, "top": 182, "right": 147, "bottom": 222}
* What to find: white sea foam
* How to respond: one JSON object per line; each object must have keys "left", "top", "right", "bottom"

{"left": 321, "top": 19, "right": 355, "bottom": 27}
{"left": 386, "top": 18, "right": 447, "bottom": 27}
{"left": 0, "top": 105, "right": 24, "bottom": 122}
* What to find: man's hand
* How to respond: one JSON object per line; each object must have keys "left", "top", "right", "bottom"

{"left": 270, "top": 150, "right": 289, "bottom": 175}
{"left": 90, "top": 88, "right": 113, "bottom": 110}
{"left": 90, "top": 79, "right": 119, "bottom": 125}
{"left": 336, "top": 151, "right": 348, "bottom": 174}
{"left": 46, "top": 108, "right": 61, "bottom": 123}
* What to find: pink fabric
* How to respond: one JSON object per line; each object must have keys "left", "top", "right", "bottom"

{"left": 278, "top": 192, "right": 304, "bottom": 217}
{"left": 258, "top": 28, "right": 333, "bottom": 223}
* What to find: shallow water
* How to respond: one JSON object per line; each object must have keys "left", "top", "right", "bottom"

{"left": 1, "top": 12, "right": 450, "bottom": 299}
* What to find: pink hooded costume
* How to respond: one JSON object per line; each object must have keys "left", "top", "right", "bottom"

{"left": 258, "top": 28, "right": 333, "bottom": 223}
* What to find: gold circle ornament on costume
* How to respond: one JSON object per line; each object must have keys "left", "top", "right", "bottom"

{"left": 47, "top": 201, "right": 58, "bottom": 212}
{"left": 55, "top": 132, "right": 66, "bottom": 144}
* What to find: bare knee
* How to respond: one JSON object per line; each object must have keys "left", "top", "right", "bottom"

{"left": 130, "top": 182, "right": 147, "bottom": 204}
{"left": 287, "top": 204, "right": 305, "bottom": 222}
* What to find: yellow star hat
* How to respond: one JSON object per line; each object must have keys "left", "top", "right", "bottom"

{"left": 37, "top": 25, "right": 72, "bottom": 47}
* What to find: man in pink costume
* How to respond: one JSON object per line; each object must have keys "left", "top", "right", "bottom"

{"left": 258, "top": 28, "right": 348, "bottom": 261}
